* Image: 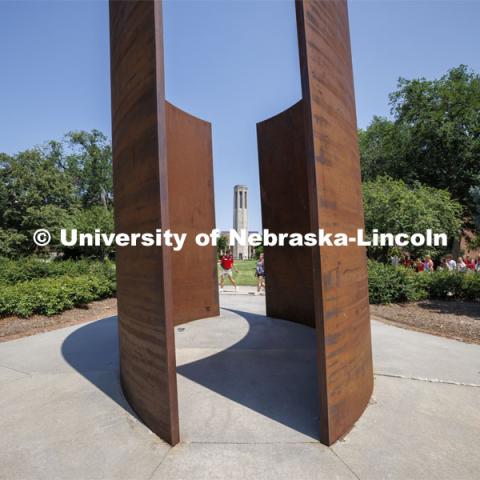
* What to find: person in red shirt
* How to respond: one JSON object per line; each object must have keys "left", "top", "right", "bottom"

{"left": 416, "top": 259, "right": 425, "bottom": 272}
{"left": 219, "top": 249, "right": 238, "bottom": 292}
{"left": 401, "top": 253, "right": 413, "bottom": 268}
{"left": 464, "top": 255, "right": 475, "bottom": 271}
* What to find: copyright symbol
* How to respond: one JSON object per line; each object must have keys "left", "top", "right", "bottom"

{"left": 33, "top": 229, "right": 51, "bottom": 247}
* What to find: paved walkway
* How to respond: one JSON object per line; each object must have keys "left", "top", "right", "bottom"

{"left": 1, "top": 288, "right": 479, "bottom": 479}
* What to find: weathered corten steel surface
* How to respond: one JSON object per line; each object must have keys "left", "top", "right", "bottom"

{"left": 258, "top": 0, "right": 373, "bottom": 446}
{"left": 109, "top": 0, "right": 179, "bottom": 445}
{"left": 295, "top": 0, "right": 373, "bottom": 445}
{"left": 166, "top": 102, "right": 220, "bottom": 326}
{"left": 110, "top": 0, "right": 371, "bottom": 448}
{"left": 257, "top": 100, "right": 315, "bottom": 328}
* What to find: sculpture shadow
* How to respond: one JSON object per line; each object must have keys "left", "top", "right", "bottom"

{"left": 177, "top": 308, "right": 319, "bottom": 440}
{"left": 61, "top": 316, "right": 134, "bottom": 417}
{"left": 62, "top": 309, "right": 319, "bottom": 440}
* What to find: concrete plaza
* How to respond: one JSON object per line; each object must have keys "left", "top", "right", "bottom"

{"left": 0, "top": 287, "right": 479, "bottom": 479}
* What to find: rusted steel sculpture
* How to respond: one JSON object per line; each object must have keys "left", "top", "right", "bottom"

{"left": 257, "top": 100, "right": 314, "bottom": 328}
{"left": 109, "top": 0, "right": 218, "bottom": 445}
{"left": 258, "top": 1, "right": 373, "bottom": 445}
{"left": 166, "top": 102, "right": 219, "bottom": 326}
{"left": 110, "top": 0, "right": 372, "bottom": 447}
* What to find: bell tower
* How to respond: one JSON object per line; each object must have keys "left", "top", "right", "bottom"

{"left": 233, "top": 185, "right": 249, "bottom": 259}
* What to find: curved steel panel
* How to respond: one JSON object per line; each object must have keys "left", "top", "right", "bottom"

{"left": 166, "top": 102, "right": 220, "bottom": 325}
{"left": 110, "top": 1, "right": 219, "bottom": 446}
{"left": 257, "top": 100, "right": 315, "bottom": 328}
{"left": 109, "top": 0, "right": 179, "bottom": 445}
{"left": 295, "top": 0, "right": 373, "bottom": 444}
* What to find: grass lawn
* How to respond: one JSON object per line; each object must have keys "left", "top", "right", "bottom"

{"left": 218, "top": 259, "right": 257, "bottom": 286}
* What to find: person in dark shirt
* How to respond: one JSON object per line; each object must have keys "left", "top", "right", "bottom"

{"left": 255, "top": 253, "right": 265, "bottom": 295}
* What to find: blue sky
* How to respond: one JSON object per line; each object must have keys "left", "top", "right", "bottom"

{"left": 1, "top": 0, "right": 479, "bottom": 230}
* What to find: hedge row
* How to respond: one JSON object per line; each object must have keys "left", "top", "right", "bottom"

{"left": 1, "top": 258, "right": 478, "bottom": 318}
{"left": 368, "top": 260, "right": 480, "bottom": 304}
{"left": 0, "top": 260, "right": 116, "bottom": 317}
{"left": 0, "top": 257, "right": 105, "bottom": 284}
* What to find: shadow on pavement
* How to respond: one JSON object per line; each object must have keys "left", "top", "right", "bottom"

{"left": 62, "top": 309, "right": 319, "bottom": 440}
{"left": 61, "top": 316, "right": 134, "bottom": 417}
{"left": 178, "top": 308, "right": 319, "bottom": 439}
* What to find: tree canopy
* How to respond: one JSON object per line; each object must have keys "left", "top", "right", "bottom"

{"left": 0, "top": 131, "right": 113, "bottom": 257}
{"left": 359, "top": 65, "right": 480, "bottom": 229}
{"left": 64, "top": 130, "right": 113, "bottom": 208}
{"left": 363, "top": 177, "right": 463, "bottom": 260}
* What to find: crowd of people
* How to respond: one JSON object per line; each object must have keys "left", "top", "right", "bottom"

{"left": 218, "top": 249, "right": 480, "bottom": 296}
{"left": 392, "top": 253, "right": 480, "bottom": 273}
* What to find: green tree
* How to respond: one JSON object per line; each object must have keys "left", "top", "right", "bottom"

{"left": 65, "top": 130, "right": 113, "bottom": 208}
{"left": 254, "top": 244, "right": 264, "bottom": 259}
{"left": 470, "top": 184, "right": 480, "bottom": 230}
{"left": 0, "top": 146, "right": 78, "bottom": 256}
{"left": 359, "top": 65, "right": 480, "bottom": 227}
{"left": 61, "top": 206, "right": 115, "bottom": 259}
{"left": 363, "top": 177, "right": 462, "bottom": 261}
{"left": 358, "top": 116, "right": 409, "bottom": 181}
{"left": 0, "top": 130, "right": 114, "bottom": 257}
{"left": 217, "top": 234, "right": 228, "bottom": 255}
{"left": 467, "top": 184, "right": 480, "bottom": 249}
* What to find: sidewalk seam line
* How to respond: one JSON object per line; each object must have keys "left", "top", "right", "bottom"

{"left": 331, "top": 448, "right": 361, "bottom": 480}
{"left": 146, "top": 446, "right": 172, "bottom": 480}
{"left": 0, "top": 362, "right": 32, "bottom": 377}
{"left": 375, "top": 372, "right": 480, "bottom": 387}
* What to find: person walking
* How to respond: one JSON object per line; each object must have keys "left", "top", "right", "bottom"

{"left": 391, "top": 254, "right": 400, "bottom": 267}
{"left": 457, "top": 257, "right": 467, "bottom": 272}
{"left": 465, "top": 255, "right": 475, "bottom": 270}
{"left": 255, "top": 253, "right": 266, "bottom": 295}
{"left": 446, "top": 254, "right": 457, "bottom": 271}
{"left": 219, "top": 249, "right": 238, "bottom": 292}
{"left": 416, "top": 258, "right": 425, "bottom": 272}
{"left": 424, "top": 255, "right": 434, "bottom": 272}
{"left": 402, "top": 253, "right": 413, "bottom": 268}
{"left": 437, "top": 257, "right": 447, "bottom": 271}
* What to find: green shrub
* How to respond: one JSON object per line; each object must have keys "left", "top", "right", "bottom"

{"left": 462, "top": 273, "right": 480, "bottom": 300}
{"left": 424, "top": 271, "right": 480, "bottom": 301}
{"left": 368, "top": 261, "right": 480, "bottom": 304}
{"left": 367, "top": 260, "right": 428, "bottom": 304}
{"left": 2, "top": 256, "right": 478, "bottom": 316}
{"left": 0, "top": 257, "right": 111, "bottom": 284}
{"left": 423, "top": 271, "right": 464, "bottom": 299}
{"left": 0, "top": 260, "right": 116, "bottom": 317}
